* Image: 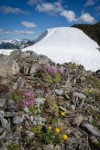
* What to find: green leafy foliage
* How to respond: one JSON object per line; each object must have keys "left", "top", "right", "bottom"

{"left": 7, "top": 143, "right": 20, "bottom": 150}
{"left": 31, "top": 125, "right": 42, "bottom": 135}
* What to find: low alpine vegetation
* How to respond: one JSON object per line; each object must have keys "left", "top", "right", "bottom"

{"left": 35, "top": 64, "right": 62, "bottom": 83}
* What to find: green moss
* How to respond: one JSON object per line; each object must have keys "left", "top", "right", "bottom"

{"left": 12, "top": 91, "right": 23, "bottom": 103}
{"left": 70, "top": 63, "right": 77, "bottom": 69}
{"left": 44, "top": 74, "right": 61, "bottom": 83}
{"left": 52, "top": 74, "right": 61, "bottom": 83}
{"left": 51, "top": 101, "right": 59, "bottom": 114}
{"left": 49, "top": 98, "right": 59, "bottom": 116}
{"left": 86, "top": 75, "right": 100, "bottom": 89}
{"left": 45, "top": 74, "right": 53, "bottom": 83}
{"left": 7, "top": 144, "right": 20, "bottom": 150}
{"left": 91, "top": 120, "right": 97, "bottom": 126}
{"left": 30, "top": 125, "right": 42, "bottom": 135}
{"left": 52, "top": 117, "right": 61, "bottom": 125}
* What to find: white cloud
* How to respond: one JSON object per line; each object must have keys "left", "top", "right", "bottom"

{"left": 0, "top": 29, "right": 34, "bottom": 34}
{"left": 0, "top": 6, "right": 29, "bottom": 14}
{"left": 36, "top": 2, "right": 63, "bottom": 14}
{"left": 79, "top": 12, "right": 96, "bottom": 23}
{"left": 60, "top": 10, "right": 76, "bottom": 22}
{"left": 85, "top": 0, "right": 100, "bottom": 6}
{"left": 85, "top": 0, "right": 95, "bottom": 6}
{"left": 14, "top": 30, "right": 34, "bottom": 34}
{"left": 21, "top": 21, "right": 37, "bottom": 28}
{"left": 28, "top": 0, "right": 41, "bottom": 5}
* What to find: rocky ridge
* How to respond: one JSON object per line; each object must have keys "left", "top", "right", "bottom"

{"left": 0, "top": 50, "right": 100, "bottom": 150}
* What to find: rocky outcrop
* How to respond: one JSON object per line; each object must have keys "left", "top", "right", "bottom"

{"left": 11, "top": 50, "right": 54, "bottom": 75}
{"left": 0, "top": 54, "right": 19, "bottom": 77}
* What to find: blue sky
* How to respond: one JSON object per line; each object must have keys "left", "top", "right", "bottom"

{"left": 0, "top": 0, "right": 100, "bottom": 40}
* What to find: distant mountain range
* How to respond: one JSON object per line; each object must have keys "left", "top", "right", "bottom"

{"left": 72, "top": 22, "right": 100, "bottom": 46}
{"left": 0, "top": 39, "right": 34, "bottom": 49}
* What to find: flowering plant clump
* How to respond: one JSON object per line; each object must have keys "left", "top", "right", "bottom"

{"left": 22, "top": 91, "right": 36, "bottom": 108}
{"left": 35, "top": 64, "right": 63, "bottom": 83}
{"left": 41, "top": 126, "right": 68, "bottom": 144}
{"left": 12, "top": 90, "right": 36, "bottom": 111}
{"left": 41, "top": 64, "right": 62, "bottom": 75}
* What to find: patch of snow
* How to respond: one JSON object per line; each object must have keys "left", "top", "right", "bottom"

{"left": 0, "top": 49, "right": 14, "bottom": 55}
{"left": 23, "top": 27, "right": 100, "bottom": 71}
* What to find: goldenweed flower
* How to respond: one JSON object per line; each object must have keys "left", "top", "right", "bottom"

{"left": 55, "top": 127, "right": 60, "bottom": 134}
{"left": 63, "top": 134, "right": 68, "bottom": 140}
{"left": 88, "top": 89, "right": 93, "bottom": 93}
{"left": 61, "top": 111, "right": 65, "bottom": 116}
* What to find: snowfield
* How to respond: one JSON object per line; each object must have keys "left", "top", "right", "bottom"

{"left": 0, "top": 49, "right": 14, "bottom": 55}
{"left": 0, "top": 27, "right": 100, "bottom": 71}
{"left": 23, "top": 27, "right": 100, "bottom": 71}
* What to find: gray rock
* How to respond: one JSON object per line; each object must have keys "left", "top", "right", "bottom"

{"left": 0, "top": 130, "right": 6, "bottom": 140}
{"left": 81, "top": 122, "right": 100, "bottom": 137}
{"left": 33, "top": 115, "right": 46, "bottom": 126}
{"left": 59, "top": 106, "right": 66, "bottom": 112}
{"left": 43, "top": 144, "right": 54, "bottom": 150}
{"left": 0, "top": 118, "right": 8, "bottom": 127}
{"left": 12, "top": 77, "right": 25, "bottom": 90}
{"left": 55, "top": 89, "right": 63, "bottom": 96}
{"left": 6, "top": 99, "right": 16, "bottom": 111}
{"left": 0, "top": 55, "right": 19, "bottom": 77}
{"left": 4, "top": 112, "right": 16, "bottom": 117}
{"left": 30, "top": 63, "right": 38, "bottom": 74}
{"left": 0, "top": 99, "right": 6, "bottom": 108}
{"left": 73, "top": 92, "right": 86, "bottom": 99}
{"left": 25, "top": 131, "right": 34, "bottom": 138}
{"left": 0, "top": 110, "right": 5, "bottom": 118}
{"left": 13, "top": 116, "right": 24, "bottom": 124}
{"left": 39, "top": 55, "right": 50, "bottom": 64}
{"left": 70, "top": 104, "right": 76, "bottom": 110}
{"left": 0, "top": 128, "right": 5, "bottom": 134}
{"left": 74, "top": 114, "right": 84, "bottom": 126}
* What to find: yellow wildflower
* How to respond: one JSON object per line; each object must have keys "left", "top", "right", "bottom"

{"left": 63, "top": 134, "right": 68, "bottom": 140}
{"left": 55, "top": 127, "right": 60, "bottom": 134}
{"left": 88, "top": 89, "right": 93, "bottom": 93}
{"left": 48, "top": 126, "right": 52, "bottom": 131}
{"left": 61, "top": 111, "right": 65, "bottom": 116}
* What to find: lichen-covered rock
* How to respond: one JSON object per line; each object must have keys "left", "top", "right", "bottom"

{"left": 0, "top": 54, "right": 19, "bottom": 77}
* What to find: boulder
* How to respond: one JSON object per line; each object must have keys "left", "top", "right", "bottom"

{"left": 0, "top": 54, "right": 19, "bottom": 77}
